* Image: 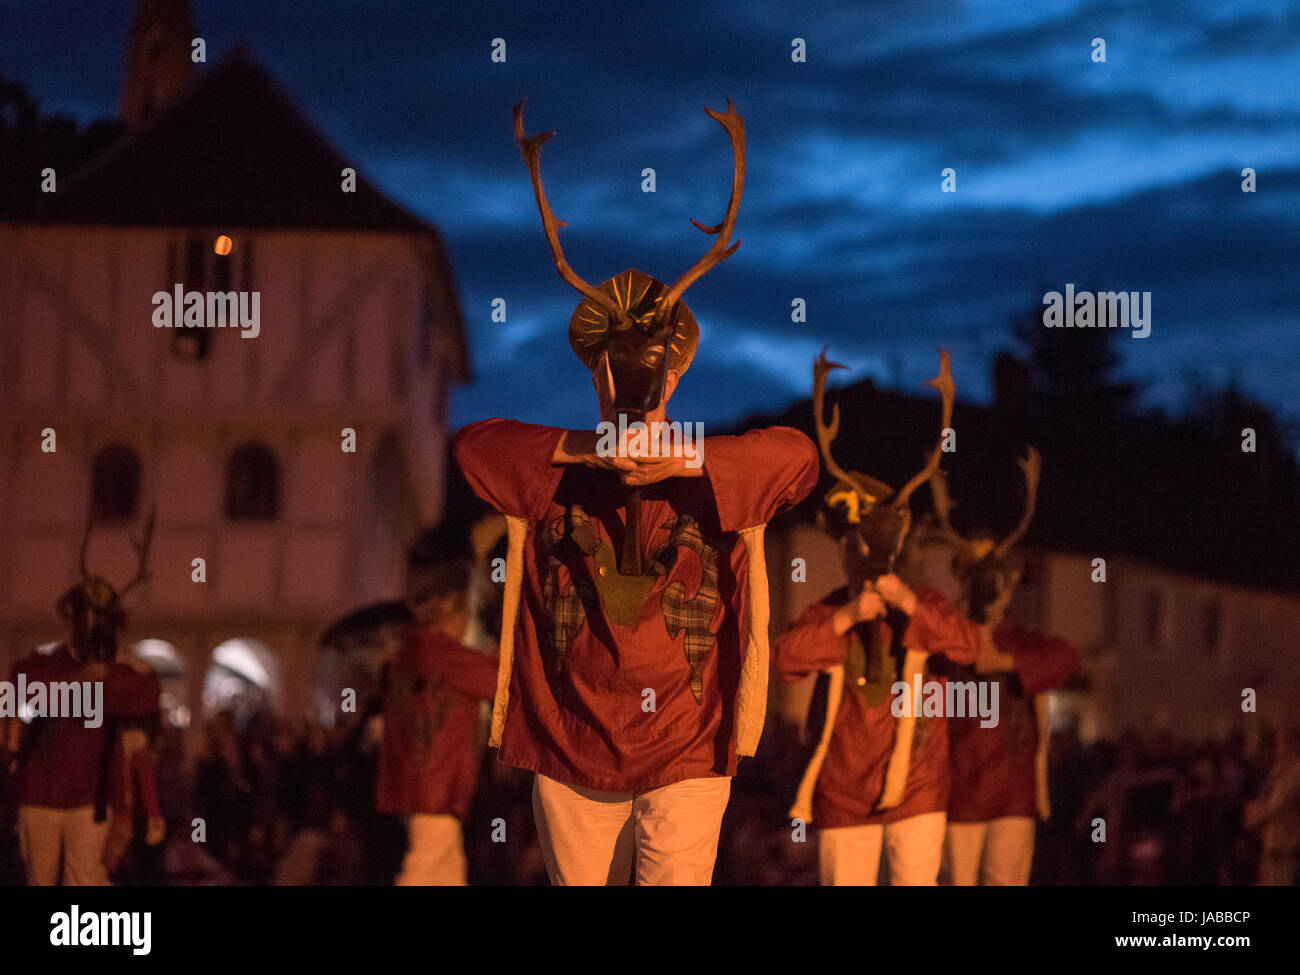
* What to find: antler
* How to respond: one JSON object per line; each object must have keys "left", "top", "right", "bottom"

{"left": 118, "top": 504, "right": 157, "bottom": 597}
{"left": 513, "top": 100, "right": 628, "bottom": 328}
{"left": 813, "top": 347, "right": 872, "bottom": 499}
{"left": 893, "top": 348, "right": 956, "bottom": 510}
{"left": 657, "top": 98, "right": 745, "bottom": 319}
{"left": 992, "top": 447, "right": 1041, "bottom": 560}
{"left": 927, "top": 468, "right": 970, "bottom": 549}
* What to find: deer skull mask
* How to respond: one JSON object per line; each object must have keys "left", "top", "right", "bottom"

{"left": 930, "top": 448, "right": 1041, "bottom": 624}
{"left": 813, "top": 348, "right": 955, "bottom": 590}
{"left": 57, "top": 506, "right": 156, "bottom": 662}
{"left": 514, "top": 98, "right": 743, "bottom": 421}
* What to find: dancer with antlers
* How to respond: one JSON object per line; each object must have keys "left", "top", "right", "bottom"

{"left": 4, "top": 505, "right": 161, "bottom": 885}
{"left": 927, "top": 452, "right": 1079, "bottom": 885}
{"left": 454, "top": 99, "right": 817, "bottom": 885}
{"left": 774, "top": 349, "right": 980, "bottom": 885}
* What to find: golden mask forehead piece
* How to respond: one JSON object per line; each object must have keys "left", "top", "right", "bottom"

{"left": 826, "top": 488, "right": 863, "bottom": 525}
{"left": 568, "top": 268, "right": 699, "bottom": 375}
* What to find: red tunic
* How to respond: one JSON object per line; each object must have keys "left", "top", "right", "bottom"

{"left": 774, "top": 587, "right": 980, "bottom": 828}
{"left": 454, "top": 418, "right": 818, "bottom": 792}
{"left": 376, "top": 627, "right": 499, "bottom": 820}
{"left": 9, "top": 645, "right": 160, "bottom": 810}
{"left": 946, "top": 618, "right": 1078, "bottom": 823}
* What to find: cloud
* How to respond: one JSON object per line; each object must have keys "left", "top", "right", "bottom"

{"left": 2, "top": 0, "right": 1295, "bottom": 432}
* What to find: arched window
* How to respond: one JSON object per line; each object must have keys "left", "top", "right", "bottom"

{"left": 205, "top": 637, "right": 282, "bottom": 727}
{"left": 91, "top": 443, "right": 141, "bottom": 520}
{"left": 225, "top": 443, "right": 279, "bottom": 520}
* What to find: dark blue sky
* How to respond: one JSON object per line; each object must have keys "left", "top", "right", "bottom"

{"left": 3, "top": 0, "right": 1297, "bottom": 431}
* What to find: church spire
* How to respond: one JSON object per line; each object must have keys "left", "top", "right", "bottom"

{"left": 121, "top": 0, "right": 195, "bottom": 127}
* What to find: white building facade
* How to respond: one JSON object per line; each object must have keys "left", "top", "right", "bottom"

{"left": 0, "top": 37, "right": 467, "bottom": 734}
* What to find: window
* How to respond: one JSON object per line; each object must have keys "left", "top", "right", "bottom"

{"left": 205, "top": 638, "right": 281, "bottom": 727}
{"left": 91, "top": 443, "right": 141, "bottom": 520}
{"left": 225, "top": 443, "right": 279, "bottom": 520}
{"left": 168, "top": 233, "right": 246, "bottom": 362}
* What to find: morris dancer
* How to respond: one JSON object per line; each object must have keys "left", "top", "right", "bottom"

{"left": 377, "top": 559, "right": 499, "bottom": 885}
{"left": 928, "top": 452, "right": 1079, "bottom": 885}
{"left": 454, "top": 98, "right": 818, "bottom": 885}
{"left": 6, "top": 509, "right": 160, "bottom": 886}
{"left": 775, "top": 349, "right": 979, "bottom": 885}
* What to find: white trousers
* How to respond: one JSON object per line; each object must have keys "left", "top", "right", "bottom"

{"left": 531, "top": 773, "right": 732, "bottom": 886}
{"left": 396, "top": 813, "right": 467, "bottom": 886}
{"left": 944, "top": 816, "right": 1036, "bottom": 885}
{"left": 818, "top": 811, "right": 947, "bottom": 885}
{"left": 18, "top": 805, "right": 112, "bottom": 886}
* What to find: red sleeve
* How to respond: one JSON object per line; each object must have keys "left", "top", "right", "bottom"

{"left": 408, "top": 630, "right": 499, "bottom": 702}
{"left": 703, "top": 426, "right": 819, "bottom": 532}
{"left": 900, "top": 587, "right": 980, "bottom": 665}
{"left": 434, "top": 640, "right": 500, "bottom": 702}
{"left": 103, "top": 665, "right": 161, "bottom": 716}
{"left": 1000, "top": 621, "right": 1079, "bottom": 695}
{"left": 774, "top": 598, "right": 848, "bottom": 680}
{"left": 454, "top": 418, "right": 566, "bottom": 520}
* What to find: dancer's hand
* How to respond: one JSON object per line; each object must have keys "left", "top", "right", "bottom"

{"left": 874, "top": 574, "right": 917, "bottom": 615}
{"left": 552, "top": 431, "right": 637, "bottom": 473}
{"left": 832, "top": 583, "right": 886, "bottom": 635}
{"left": 618, "top": 456, "right": 702, "bottom": 485}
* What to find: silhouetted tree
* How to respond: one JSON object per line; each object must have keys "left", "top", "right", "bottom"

{"left": 0, "top": 77, "right": 123, "bottom": 217}
{"left": 1009, "top": 296, "right": 1141, "bottom": 422}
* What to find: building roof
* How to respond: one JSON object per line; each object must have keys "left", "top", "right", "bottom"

{"left": 19, "top": 44, "right": 470, "bottom": 382}
{"left": 33, "top": 45, "right": 425, "bottom": 233}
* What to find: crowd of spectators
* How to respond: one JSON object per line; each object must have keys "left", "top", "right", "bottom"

{"left": 5, "top": 702, "right": 1293, "bottom": 886}
{"left": 713, "top": 721, "right": 1291, "bottom": 885}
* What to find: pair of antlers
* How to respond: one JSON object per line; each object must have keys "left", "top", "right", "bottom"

{"left": 513, "top": 97, "right": 745, "bottom": 330}
{"left": 79, "top": 503, "right": 157, "bottom": 597}
{"left": 931, "top": 447, "right": 1041, "bottom": 561}
{"left": 814, "top": 347, "right": 956, "bottom": 513}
